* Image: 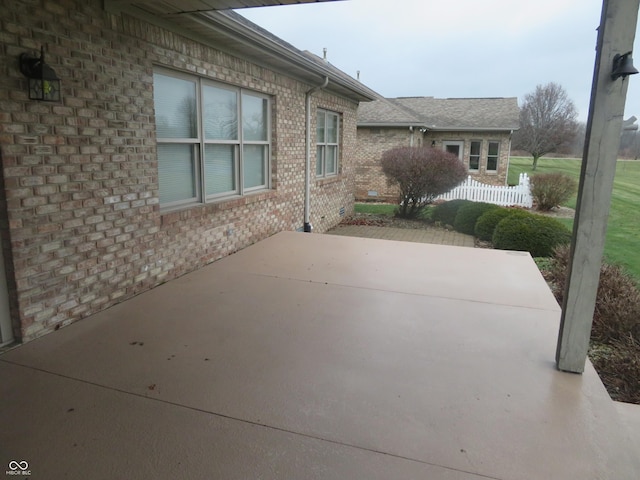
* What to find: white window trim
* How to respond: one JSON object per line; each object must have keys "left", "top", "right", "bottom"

{"left": 469, "top": 140, "right": 482, "bottom": 172}
{"left": 154, "top": 67, "right": 271, "bottom": 211}
{"left": 487, "top": 140, "right": 500, "bottom": 172}
{"left": 442, "top": 140, "right": 464, "bottom": 161}
{"left": 316, "top": 109, "right": 340, "bottom": 178}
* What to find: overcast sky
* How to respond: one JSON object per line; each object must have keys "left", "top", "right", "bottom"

{"left": 238, "top": 0, "right": 640, "bottom": 123}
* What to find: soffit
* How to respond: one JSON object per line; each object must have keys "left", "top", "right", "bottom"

{"left": 105, "top": 1, "right": 338, "bottom": 14}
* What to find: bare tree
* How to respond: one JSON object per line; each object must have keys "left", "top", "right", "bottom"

{"left": 569, "top": 121, "right": 587, "bottom": 158}
{"left": 619, "top": 116, "right": 639, "bottom": 159}
{"left": 513, "top": 82, "right": 579, "bottom": 170}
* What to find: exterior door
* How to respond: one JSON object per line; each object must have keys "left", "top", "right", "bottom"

{"left": 443, "top": 141, "right": 464, "bottom": 160}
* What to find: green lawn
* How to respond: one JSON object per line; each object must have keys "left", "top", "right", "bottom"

{"left": 508, "top": 156, "right": 640, "bottom": 280}
{"left": 354, "top": 203, "right": 397, "bottom": 216}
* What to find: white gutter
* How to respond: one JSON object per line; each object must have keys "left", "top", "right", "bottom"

{"left": 304, "top": 76, "right": 329, "bottom": 232}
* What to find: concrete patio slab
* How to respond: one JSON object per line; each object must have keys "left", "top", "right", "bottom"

{"left": 615, "top": 400, "right": 640, "bottom": 453}
{"left": 1, "top": 232, "right": 638, "bottom": 479}
{"left": 212, "top": 233, "right": 560, "bottom": 311}
{"left": 0, "top": 362, "right": 484, "bottom": 480}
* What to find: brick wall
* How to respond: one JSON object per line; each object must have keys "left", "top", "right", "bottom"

{"left": 355, "top": 127, "right": 411, "bottom": 202}
{"left": 354, "top": 127, "right": 512, "bottom": 201}
{"left": 427, "top": 132, "right": 512, "bottom": 185}
{"left": 0, "top": 0, "right": 358, "bottom": 341}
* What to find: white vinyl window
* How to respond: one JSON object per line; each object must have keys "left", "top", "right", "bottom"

{"left": 469, "top": 141, "right": 481, "bottom": 171}
{"left": 487, "top": 141, "right": 500, "bottom": 172}
{"left": 153, "top": 68, "right": 270, "bottom": 209}
{"left": 316, "top": 109, "right": 340, "bottom": 178}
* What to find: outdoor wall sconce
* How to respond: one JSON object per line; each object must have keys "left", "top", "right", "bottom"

{"left": 19, "top": 46, "right": 61, "bottom": 101}
{"left": 611, "top": 51, "right": 639, "bottom": 80}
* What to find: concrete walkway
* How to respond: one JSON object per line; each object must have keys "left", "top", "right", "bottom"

{"left": 327, "top": 224, "right": 475, "bottom": 247}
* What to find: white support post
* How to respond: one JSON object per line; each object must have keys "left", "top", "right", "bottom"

{"left": 556, "top": 0, "right": 640, "bottom": 373}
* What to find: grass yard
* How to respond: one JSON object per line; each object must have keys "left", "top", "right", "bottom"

{"left": 508, "top": 156, "right": 640, "bottom": 281}
{"left": 354, "top": 203, "right": 397, "bottom": 216}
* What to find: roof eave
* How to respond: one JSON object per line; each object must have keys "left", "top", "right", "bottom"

{"left": 423, "top": 126, "right": 520, "bottom": 132}
{"left": 106, "top": 4, "right": 378, "bottom": 102}
{"left": 358, "top": 123, "right": 520, "bottom": 132}
{"left": 357, "top": 122, "right": 425, "bottom": 128}
{"left": 105, "top": 0, "right": 340, "bottom": 12}
{"left": 197, "top": 12, "right": 378, "bottom": 101}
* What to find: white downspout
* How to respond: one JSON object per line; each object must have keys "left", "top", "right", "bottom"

{"left": 304, "top": 76, "right": 329, "bottom": 233}
{"left": 506, "top": 129, "right": 514, "bottom": 185}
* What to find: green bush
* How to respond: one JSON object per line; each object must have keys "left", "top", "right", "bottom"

{"left": 492, "top": 213, "right": 571, "bottom": 257}
{"left": 453, "top": 202, "right": 499, "bottom": 235}
{"left": 474, "top": 208, "right": 528, "bottom": 242}
{"left": 530, "top": 173, "right": 577, "bottom": 211}
{"left": 431, "top": 199, "right": 473, "bottom": 226}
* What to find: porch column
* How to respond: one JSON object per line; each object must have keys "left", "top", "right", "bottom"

{"left": 556, "top": 0, "right": 640, "bottom": 373}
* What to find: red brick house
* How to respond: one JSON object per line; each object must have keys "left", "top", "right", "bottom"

{"left": 0, "top": 0, "right": 378, "bottom": 343}
{"left": 355, "top": 97, "right": 520, "bottom": 201}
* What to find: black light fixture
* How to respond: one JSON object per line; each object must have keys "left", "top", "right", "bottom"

{"left": 611, "top": 51, "right": 639, "bottom": 80}
{"left": 19, "top": 46, "right": 61, "bottom": 101}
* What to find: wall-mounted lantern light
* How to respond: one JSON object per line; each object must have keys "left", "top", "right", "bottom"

{"left": 19, "top": 46, "right": 61, "bottom": 101}
{"left": 611, "top": 51, "right": 639, "bottom": 80}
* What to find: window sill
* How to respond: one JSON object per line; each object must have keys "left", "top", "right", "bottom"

{"left": 160, "top": 189, "right": 277, "bottom": 226}
{"left": 315, "top": 174, "right": 341, "bottom": 186}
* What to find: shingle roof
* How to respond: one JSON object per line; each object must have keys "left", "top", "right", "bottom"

{"left": 358, "top": 97, "right": 421, "bottom": 126}
{"left": 358, "top": 96, "right": 520, "bottom": 131}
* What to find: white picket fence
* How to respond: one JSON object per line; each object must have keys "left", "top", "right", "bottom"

{"left": 436, "top": 173, "right": 533, "bottom": 208}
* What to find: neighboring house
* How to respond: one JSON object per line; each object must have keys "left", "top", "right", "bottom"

{"left": 0, "top": 0, "right": 378, "bottom": 343}
{"left": 355, "top": 97, "right": 520, "bottom": 201}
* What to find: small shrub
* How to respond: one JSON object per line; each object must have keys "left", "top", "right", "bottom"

{"left": 589, "top": 338, "right": 640, "bottom": 403}
{"left": 544, "top": 245, "right": 640, "bottom": 404}
{"left": 381, "top": 147, "right": 468, "bottom": 218}
{"left": 530, "top": 173, "right": 577, "bottom": 211}
{"left": 453, "top": 202, "right": 499, "bottom": 235}
{"left": 431, "top": 199, "right": 473, "bottom": 226}
{"left": 492, "top": 213, "right": 571, "bottom": 257}
{"left": 546, "top": 245, "right": 640, "bottom": 344}
{"left": 474, "top": 208, "right": 528, "bottom": 242}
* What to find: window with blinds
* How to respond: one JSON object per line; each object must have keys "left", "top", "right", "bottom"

{"left": 153, "top": 68, "right": 271, "bottom": 210}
